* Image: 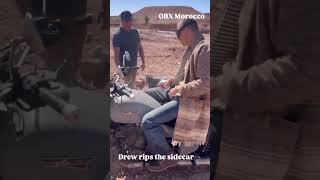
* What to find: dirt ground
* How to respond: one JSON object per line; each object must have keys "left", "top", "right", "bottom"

{"left": 110, "top": 26, "right": 210, "bottom": 81}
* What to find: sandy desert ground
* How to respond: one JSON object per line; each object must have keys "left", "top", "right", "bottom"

{"left": 110, "top": 27, "right": 210, "bottom": 81}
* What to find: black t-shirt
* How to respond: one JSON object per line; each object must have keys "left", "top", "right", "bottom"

{"left": 112, "top": 27, "right": 140, "bottom": 67}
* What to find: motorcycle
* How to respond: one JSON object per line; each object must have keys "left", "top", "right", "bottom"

{"left": 0, "top": 37, "right": 107, "bottom": 180}
{"left": 109, "top": 52, "right": 210, "bottom": 170}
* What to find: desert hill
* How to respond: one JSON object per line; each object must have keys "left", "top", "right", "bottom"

{"left": 110, "top": 6, "right": 210, "bottom": 32}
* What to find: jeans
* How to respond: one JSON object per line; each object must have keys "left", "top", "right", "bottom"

{"left": 145, "top": 87, "right": 171, "bottom": 105}
{"left": 142, "top": 87, "right": 179, "bottom": 155}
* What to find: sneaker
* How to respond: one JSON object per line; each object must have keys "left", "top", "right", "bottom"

{"left": 145, "top": 150, "right": 179, "bottom": 172}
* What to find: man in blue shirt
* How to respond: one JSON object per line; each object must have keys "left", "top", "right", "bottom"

{"left": 112, "top": 11, "right": 145, "bottom": 88}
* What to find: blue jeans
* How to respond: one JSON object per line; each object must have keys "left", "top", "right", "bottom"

{"left": 142, "top": 87, "right": 179, "bottom": 155}
{"left": 145, "top": 87, "right": 171, "bottom": 105}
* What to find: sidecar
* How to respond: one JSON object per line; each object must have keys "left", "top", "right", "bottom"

{"left": 109, "top": 75, "right": 210, "bottom": 170}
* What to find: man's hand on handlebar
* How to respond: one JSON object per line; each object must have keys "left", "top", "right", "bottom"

{"left": 168, "top": 86, "right": 179, "bottom": 97}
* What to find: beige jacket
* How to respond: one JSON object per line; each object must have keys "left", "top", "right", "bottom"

{"left": 172, "top": 33, "right": 210, "bottom": 145}
{"left": 213, "top": 0, "right": 320, "bottom": 179}
{"left": 177, "top": 33, "right": 210, "bottom": 100}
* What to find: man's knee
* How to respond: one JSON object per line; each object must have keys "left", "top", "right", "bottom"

{"left": 142, "top": 113, "right": 158, "bottom": 129}
{"left": 144, "top": 87, "right": 158, "bottom": 95}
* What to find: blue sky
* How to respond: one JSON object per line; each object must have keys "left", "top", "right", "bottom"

{"left": 110, "top": 0, "right": 210, "bottom": 16}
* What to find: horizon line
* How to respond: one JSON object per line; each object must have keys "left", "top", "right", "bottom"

{"left": 110, "top": 5, "right": 210, "bottom": 16}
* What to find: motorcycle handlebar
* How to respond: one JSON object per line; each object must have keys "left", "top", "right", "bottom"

{"left": 122, "top": 89, "right": 135, "bottom": 99}
{"left": 118, "top": 66, "right": 139, "bottom": 70}
{"left": 38, "top": 87, "right": 79, "bottom": 121}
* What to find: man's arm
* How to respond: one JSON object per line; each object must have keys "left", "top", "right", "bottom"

{"left": 171, "top": 49, "right": 189, "bottom": 86}
{"left": 113, "top": 47, "right": 120, "bottom": 66}
{"left": 112, "top": 33, "right": 121, "bottom": 66}
{"left": 138, "top": 41, "right": 145, "bottom": 70}
{"left": 177, "top": 45, "right": 210, "bottom": 97}
{"left": 213, "top": 0, "right": 320, "bottom": 113}
{"left": 112, "top": 33, "right": 124, "bottom": 77}
{"left": 113, "top": 47, "right": 124, "bottom": 78}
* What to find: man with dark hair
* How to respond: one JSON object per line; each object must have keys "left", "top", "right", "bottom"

{"left": 213, "top": 0, "right": 320, "bottom": 179}
{"left": 142, "top": 19, "right": 210, "bottom": 172}
{"left": 112, "top": 10, "right": 145, "bottom": 88}
{"left": 184, "top": 21, "right": 198, "bottom": 31}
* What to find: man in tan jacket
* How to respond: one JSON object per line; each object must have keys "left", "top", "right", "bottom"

{"left": 142, "top": 19, "right": 210, "bottom": 172}
{"left": 213, "top": 0, "right": 320, "bottom": 179}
